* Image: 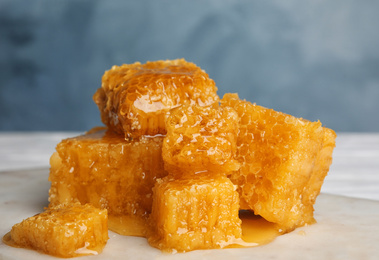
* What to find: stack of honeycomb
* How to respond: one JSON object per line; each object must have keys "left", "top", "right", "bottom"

{"left": 42, "top": 59, "right": 335, "bottom": 254}
{"left": 48, "top": 59, "right": 220, "bottom": 238}
{"left": 148, "top": 104, "right": 243, "bottom": 252}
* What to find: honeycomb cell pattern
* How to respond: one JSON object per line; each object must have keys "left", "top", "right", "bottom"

{"left": 163, "top": 104, "right": 240, "bottom": 178}
{"left": 9, "top": 203, "right": 108, "bottom": 258}
{"left": 41, "top": 59, "right": 336, "bottom": 254}
{"left": 93, "top": 59, "right": 219, "bottom": 139}
{"left": 221, "top": 93, "right": 336, "bottom": 231}
{"left": 148, "top": 176, "right": 241, "bottom": 252}
{"left": 49, "top": 127, "right": 167, "bottom": 221}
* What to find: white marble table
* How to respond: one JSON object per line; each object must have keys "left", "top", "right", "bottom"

{"left": 1, "top": 132, "right": 378, "bottom": 201}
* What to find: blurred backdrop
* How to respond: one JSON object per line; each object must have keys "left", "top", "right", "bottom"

{"left": 1, "top": 0, "right": 378, "bottom": 132}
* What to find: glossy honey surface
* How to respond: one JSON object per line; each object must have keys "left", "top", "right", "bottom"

{"left": 221, "top": 93, "right": 336, "bottom": 232}
{"left": 3, "top": 203, "right": 108, "bottom": 258}
{"left": 49, "top": 128, "right": 167, "bottom": 219}
{"left": 163, "top": 104, "right": 240, "bottom": 178}
{"left": 93, "top": 59, "right": 219, "bottom": 139}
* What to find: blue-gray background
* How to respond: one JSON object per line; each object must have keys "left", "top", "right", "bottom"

{"left": 1, "top": 0, "right": 378, "bottom": 132}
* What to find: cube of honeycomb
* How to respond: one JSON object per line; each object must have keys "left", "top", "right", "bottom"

{"left": 93, "top": 59, "right": 219, "bottom": 139}
{"left": 48, "top": 127, "right": 167, "bottom": 236}
{"left": 221, "top": 93, "right": 336, "bottom": 232}
{"left": 148, "top": 176, "right": 242, "bottom": 252}
{"left": 9, "top": 203, "right": 108, "bottom": 258}
{"left": 163, "top": 104, "right": 240, "bottom": 178}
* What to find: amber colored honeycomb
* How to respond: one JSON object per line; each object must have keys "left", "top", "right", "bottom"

{"left": 93, "top": 59, "right": 219, "bottom": 139}
{"left": 148, "top": 175, "right": 241, "bottom": 253}
{"left": 162, "top": 104, "right": 240, "bottom": 178}
{"left": 10, "top": 203, "right": 108, "bottom": 258}
{"left": 221, "top": 93, "right": 336, "bottom": 232}
{"left": 48, "top": 127, "right": 167, "bottom": 235}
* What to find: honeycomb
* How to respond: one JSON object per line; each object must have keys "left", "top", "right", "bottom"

{"left": 9, "top": 203, "right": 108, "bottom": 258}
{"left": 221, "top": 93, "right": 336, "bottom": 232}
{"left": 148, "top": 176, "right": 242, "bottom": 252}
{"left": 163, "top": 104, "right": 240, "bottom": 178}
{"left": 4, "top": 59, "right": 337, "bottom": 256}
{"left": 93, "top": 59, "right": 219, "bottom": 139}
{"left": 48, "top": 127, "right": 167, "bottom": 236}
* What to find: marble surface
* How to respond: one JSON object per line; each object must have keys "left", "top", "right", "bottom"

{"left": 0, "top": 168, "right": 378, "bottom": 260}
{"left": 0, "top": 132, "right": 379, "bottom": 259}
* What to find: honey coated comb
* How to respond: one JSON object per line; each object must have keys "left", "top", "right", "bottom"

{"left": 148, "top": 176, "right": 242, "bottom": 253}
{"left": 9, "top": 203, "right": 108, "bottom": 258}
{"left": 48, "top": 127, "right": 167, "bottom": 236}
{"left": 162, "top": 104, "right": 240, "bottom": 178}
{"left": 221, "top": 93, "right": 336, "bottom": 232}
{"left": 93, "top": 59, "right": 219, "bottom": 139}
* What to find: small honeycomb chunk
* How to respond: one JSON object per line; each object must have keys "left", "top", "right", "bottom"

{"left": 221, "top": 93, "right": 336, "bottom": 232}
{"left": 9, "top": 203, "right": 108, "bottom": 258}
{"left": 93, "top": 59, "right": 219, "bottom": 139}
{"left": 48, "top": 127, "right": 167, "bottom": 236}
{"left": 148, "top": 176, "right": 242, "bottom": 252}
{"left": 163, "top": 104, "right": 240, "bottom": 178}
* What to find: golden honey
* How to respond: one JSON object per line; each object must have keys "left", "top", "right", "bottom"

{"left": 49, "top": 128, "right": 167, "bottom": 220}
{"left": 221, "top": 93, "right": 336, "bottom": 232}
{"left": 3, "top": 203, "right": 108, "bottom": 258}
{"left": 163, "top": 104, "right": 240, "bottom": 178}
{"left": 93, "top": 59, "right": 219, "bottom": 139}
{"left": 147, "top": 176, "right": 242, "bottom": 252}
{"left": 3, "top": 59, "right": 336, "bottom": 256}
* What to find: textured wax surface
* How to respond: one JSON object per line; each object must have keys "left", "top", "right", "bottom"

{"left": 9, "top": 203, "right": 108, "bottom": 258}
{"left": 148, "top": 176, "right": 241, "bottom": 253}
{"left": 221, "top": 94, "right": 336, "bottom": 231}
{"left": 163, "top": 104, "right": 240, "bottom": 177}
{"left": 48, "top": 128, "right": 167, "bottom": 219}
{"left": 93, "top": 59, "right": 219, "bottom": 139}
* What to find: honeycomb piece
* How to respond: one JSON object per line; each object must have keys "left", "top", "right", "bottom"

{"left": 148, "top": 176, "right": 242, "bottom": 253}
{"left": 93, "top": 59, "right": 219, "bottom": 139}
{"left": 9, "top": 203, "right": 108, "bottom": 258}
{"left": 163, "top": 104, "right": 240, "bottom": 178}
{"left": 48, "top": 127, "right": 167, "bottom": 236}
{"left": 302, "top": 127, "right": 337, "bottom": 205}
{"left": 221, "top": 93, "right": 336, "bottom": 232}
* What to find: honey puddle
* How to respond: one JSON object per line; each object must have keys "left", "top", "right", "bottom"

{"left": 108, "top": 210, "right": 281, "bottom": 249}
{"left": 108, "top": 215, "right": 147, "bottom": 237}
{"left": 238, "top": 210, "right": 281, "bottom": 246}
